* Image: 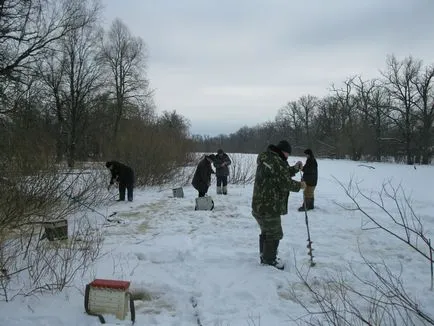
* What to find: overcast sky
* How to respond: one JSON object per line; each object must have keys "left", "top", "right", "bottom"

{"left": 101, "top": 0, "right": 434, "bottom": 136}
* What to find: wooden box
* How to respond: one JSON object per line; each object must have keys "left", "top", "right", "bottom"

{"left": 172, "top": 187, "right": 184, "bottom": 198}
{"left": 84, "top": 279, "right": 135, "bottom": 322}
{"left": 42, "top": 219, "right": 68, "bottom": 241}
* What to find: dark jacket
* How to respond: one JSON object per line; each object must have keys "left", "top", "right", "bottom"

{"left": 213, "top": 152, "right": 231, "bottom": 177}
{"left": 107, "top": 161, "right": 135, "bottom": 185}
{"left": 192, "top": 156, "right": 215, "bottom": 193}
{"left": 252, "top": 145, "right": 301, "bottom": 217}
{"left": 302, "top": 152, "right": 318, "bottom": 186}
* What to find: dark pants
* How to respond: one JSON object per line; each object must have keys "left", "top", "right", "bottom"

{"left": 198, "top": 189, "right": 207, "bottom": 197}
{"left": 216, "top": 175, "right": 228, "bottom": 187}
{"left": 119, "top": 182, "right": 134, "bottom": 201}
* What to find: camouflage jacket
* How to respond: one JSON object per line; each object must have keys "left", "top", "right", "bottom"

{"left": 252, "top": 145, "right": 301, "bottom": 216}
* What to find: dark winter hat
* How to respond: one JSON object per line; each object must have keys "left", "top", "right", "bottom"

{"left": 105, "top": 161, "right": 112, "bottom": 168}
{"left": 276, "top": 140, "right": 292, "bottom": 154}
{"left": 304, "top": 148, "right": 313, "bottom": 156}
{"left": 206, "top": 154, "right": 216, "bottom": 161}
{"left": 217, "top": 149, "right": 224, "bottom": 155}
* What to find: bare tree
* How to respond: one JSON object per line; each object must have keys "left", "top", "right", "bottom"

{"left": 381, "top": 55, "right": 421, "bottom": 164}
{"left": 331, "top": 77, "right": 363, "bottom": 160}
{"left": 298, "top": 95, "right": 318, "bottom": 148}
{"left": 0, "top": 0, "right": 96, "bottom": 80}
{"left": 37, "top": 49, "right": 68, "bottom": 162}
{"left": 99, "top": 18, "right": 152, "bottom": 140}
{"left": 352, "top": 77, "right": 392, "bottom": 161}
{"left": 314, "top": 96, "right": 343, "bottom": 158}
{"left": 60, "top": 3, "right": 102, "bottom": 167}
{"left": 276, "top": 101, "right": 304, "bottom": 145}
{"left": 335, "top": 177, "right": 434, "bottom": 289}
{"left": 39, "top": 0, "right": 103, "bottom": 167}
{"left": 413, "top": 64, "right": 434, "bottom": 164}
{"left": 158, "top": 110, "right": 191, "bottom": 137}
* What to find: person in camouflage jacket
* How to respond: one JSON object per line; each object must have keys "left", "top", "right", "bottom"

{"left": 251, "top": 140, "right": 305, "bottom": 270}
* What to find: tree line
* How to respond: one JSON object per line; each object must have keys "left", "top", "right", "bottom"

{"left": 0, "top": 0, "right": 193, "bottom": 185}
{"left": 193, "top": 55, "right": 434, "bottom": 165}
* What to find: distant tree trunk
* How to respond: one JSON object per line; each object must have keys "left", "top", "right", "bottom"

{"left": 381, "top": 55, "right": 420, "bottom": 165}
{"left": 414, "top": 66, "right": 434, "bottom": 164}
{"left": 299, "top": 95, "right": 318, "bottom": 148}
{"left": 332, "top": 77, "right": 361, "bottom": 160}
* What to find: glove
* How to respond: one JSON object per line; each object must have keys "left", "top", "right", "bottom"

{"left": 300, "top": 181, "right": 306, "bottom": 190}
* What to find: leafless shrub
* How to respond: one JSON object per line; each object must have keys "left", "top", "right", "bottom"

{"left": 170, "top": 165, "right": 196, "bottom": 189}
{"left": 289, "top": 180, "right": 434, "bottom": 325}
{"left": 228, "top": 153, "right": 255, "bottom": 185}
{"left": 0, "top": 215, "right": 103, "bottom": 301}
{"left": 247, "top": 313, "right": 261, "bottom": 326}
{"left": 109, "top": 120, "right": 194, "bottom": 186}
{"left": 334, "top": 177, "right": 434, "bottom": 289}
{"left": 0, "top": 156, "right": 107, "bottom": 301}
{"left": 0, "top": 165, "right": 110, "bottom": 233}
{"left": 290, "top": 252, "right": 434, "bottom": 326}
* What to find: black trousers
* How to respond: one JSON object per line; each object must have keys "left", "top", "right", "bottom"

{"left": 198, "top": 187, "right": 208, "bottom": 197}
{"left": 216, "top": 175, "right": 228, "bottom": 187}
{"left": 119, "top": 182, "right": 134, "bottom": 201}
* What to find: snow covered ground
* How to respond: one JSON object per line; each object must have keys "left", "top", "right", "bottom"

{"left": 1, "top": 155, "right": 433, "bottom": 325}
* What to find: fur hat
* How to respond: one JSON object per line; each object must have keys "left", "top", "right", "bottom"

{"left": 304, "top": 148, "right": 313, "bottom": 156}
{"left": 276, "top": 140, "right": 292, "bottom": 154}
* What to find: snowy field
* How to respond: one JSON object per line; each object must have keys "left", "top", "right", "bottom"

{"left": 1, "top": 154, "right": 433, "bottom": 325}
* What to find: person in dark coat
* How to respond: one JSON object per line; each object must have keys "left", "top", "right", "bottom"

{"left": 106, "top": 161, "right": 135, "bottom": 202}
{"left": 191, "top": 155, "right": 215, "bottom": 197}
{"left": 213, "top": 149, "right": 231, "bottom": 195}
{"left": 298, "top": 149, "right": 318, "bottom": 211}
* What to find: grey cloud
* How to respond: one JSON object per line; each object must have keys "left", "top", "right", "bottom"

{"left": 283, "top": 1, "right": 434, "bottom": 49}
{"left": 102, "top": 0, "right": 434, "bottom": 135}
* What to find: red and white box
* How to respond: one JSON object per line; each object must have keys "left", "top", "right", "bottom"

{"left": 84, "top": 279, "right": 134, "bottom": 322}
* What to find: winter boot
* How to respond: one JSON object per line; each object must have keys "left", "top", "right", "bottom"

{"left": 216, "top": 186, "right": 222, "bottom": 195}
{"left": 298, "top": 199, "right": 314, "bottom": 211}
{"left": 259, "top": 234, "right": 265, "bottom": 263}
{"left": 262, "top": 240, "right": 284, "bottom": 270}
{"left": 298, "top": 201, "right": 306, "bottom": 211}
{"left": 222, "top": 185, "right": 228, "bottom": 195}
{"left": 307, "top": 198, "right": 314, "bottom": 210}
